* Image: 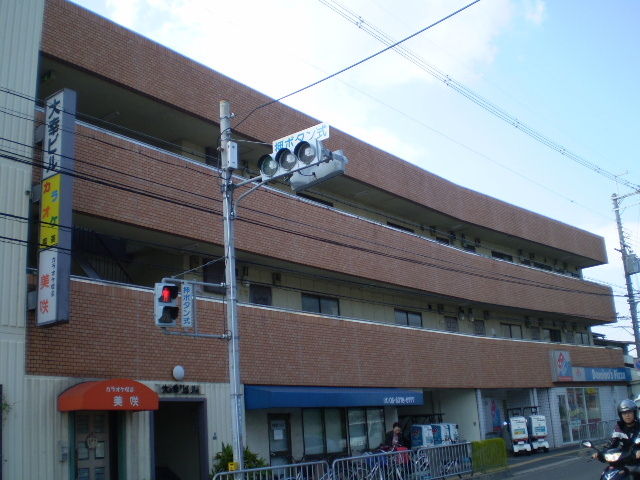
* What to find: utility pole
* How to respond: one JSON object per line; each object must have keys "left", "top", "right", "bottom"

{"left": 612, "top": 192, "right": 640, "bottom": 357}
{"left": 217, "top": 105, "right": 346, "bottom": 470}
{"left": 220, "top": 100, "right": 244, "bottom": 470}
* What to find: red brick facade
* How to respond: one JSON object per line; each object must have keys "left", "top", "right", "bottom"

{"left": 27, "top": 281, "right": 622, "bottom": 388}
{"left": 41, "top": 0, "right": 607, "bottom": 264}
{"left": 26, "top": 0, "right": 622, "bottom": 393}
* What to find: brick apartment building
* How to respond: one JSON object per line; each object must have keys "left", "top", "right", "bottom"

{"left": 0, "top": 0, "right": 630, "bottom": 479}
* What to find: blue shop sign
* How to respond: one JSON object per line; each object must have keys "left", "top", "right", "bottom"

{"left": 572, "top": 367, "right": 631, "bottom": 382}
{"left": 245, "top": 385, "right": 424, "bottom": 409}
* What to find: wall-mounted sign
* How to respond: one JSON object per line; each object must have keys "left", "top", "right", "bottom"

{"left": 159, "top": 384, "right": 201, "bottom": 395}
{"left": 37, "top": 89, "right": 76, "bottom": 326}
{"left": 550, "top": 350, "right": 573, "bottom": 382}
{"left": 551, "top": 350, "right": 631, "bottom": 383}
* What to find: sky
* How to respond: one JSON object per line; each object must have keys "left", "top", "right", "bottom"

{"left": 70, "top": 0, "right": 640, "bottom": 349}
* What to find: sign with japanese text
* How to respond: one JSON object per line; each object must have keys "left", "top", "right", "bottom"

{"left": 36, "top": 248, "right": 59, "bottom": 325}
{"left": 37, "top": 89, "right": 76, "bottom": 326}
{"left": 58, "top": 378, "right": 159, "bottom": 411}
{"left": 39, "top": 174, "right": 61, "bottom": 247}
{"left": 272, "top": 123, "right": 329, "bottom": 152}
{"left": 181, "top": 283, "right": 195, "bottom": 328}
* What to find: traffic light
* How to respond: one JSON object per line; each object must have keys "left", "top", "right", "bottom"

{"left": 258, "top": 139, "right": 348, "bottom": 192}
{"left": 154, "top": 282, "right": 179, "bottom": 327}
{"left": 289, "top": 149, "right": 348, "bottom": 192}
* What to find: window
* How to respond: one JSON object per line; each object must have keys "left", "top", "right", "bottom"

{"left": 249, "top": 285, "right": 272, "bottom": 306}
{"left": 530, "top": 326, "right": 540, "bottom": 340}
{"left": 394, "top": 309, "right": 422, "bottom": 327}
{"left": 445, "top": 316, "right": 459, "bottom": 332}
{"left": 302, "top": 407, "right": 383, "bottom": 457}
{"left": 473, "top": 320, "right": 485, "bottom": 336}
{"left": 501, "top": 323, "right": 522, "bottom": 339}
{"left": 577, "top": 332, "right": 590, "bottom": 345}
{"left": 565, "top": 330, "right": 575, "bottom": 344}
{"left": 491, "top": 251, "right": 513, "bottom": 262}
{"left": 203, "top": 260, "right": 225, "bottom": 294}
{"left": 301, "top": 294, "right": 340, "bottom": 316}
{"left": 543, "top": 328, "right": 562, "bottom": 342}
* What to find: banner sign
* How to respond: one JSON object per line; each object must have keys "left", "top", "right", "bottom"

{"left": 37, "top": 89, "right": 76, "bottom": 326}
{"left": 551, "top": 350, "right": 631, "bottom": 383}
{"left": 572, "top": 367, "right": 631, "bottom": 382}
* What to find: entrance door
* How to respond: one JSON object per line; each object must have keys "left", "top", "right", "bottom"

{"left": 75, "top": 412, "right": 110, "bottom": 480}
{"left": 268, "top": 415, "right": 292, "bottom": 466}
{"left": 154, "top": 401, "right": 207, "bottom": 480}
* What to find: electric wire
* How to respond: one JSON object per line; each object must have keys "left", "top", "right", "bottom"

{"left": 233, "top": 0, "right": 481, "bottom": 130}
{"left": 318, "top": 0, "right": 640, "bottom": 195}
{"left": 0, "top": 142, "right": 620, "bottom": 299}
{"left": 0, "top": 83, "right": 628, "bottom": 269}
{"left": 1, "top": 93, "right": 624, "bottom": 299}
{"left": 0, "top": 99, "right": 608, "bottom": 295}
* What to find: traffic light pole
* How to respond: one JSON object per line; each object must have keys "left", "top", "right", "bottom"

{"left": 220, "top": 100, "right": 245, "bottom": 470}
{"left": 612, "top": 192, "right": 640, "bottom": 357}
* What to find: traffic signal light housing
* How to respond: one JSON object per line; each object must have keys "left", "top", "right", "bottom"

{"left": 154, "top": 282, "right": 179, "bottom": 327}
{"left": 258, "top": 139, "right": 347, "bottom": 192}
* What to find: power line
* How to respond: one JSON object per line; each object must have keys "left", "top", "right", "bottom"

{"left": 0, "top": 94, "right": 609, "bottom": 294}
{"left": 1, "top": 131, "right": 620, "bottom": 301}
{"left": 1, "top": 99, "right": 621, "bottom": 301}
{"left": 318, "top": 0, "right": 640, "bottom": 195}
{"left": 233, "top": 0, "right": 481, "bottom": 130}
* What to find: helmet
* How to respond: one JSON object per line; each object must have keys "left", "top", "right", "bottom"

{"left": 617, "top": 399, "right": 638, "bottom": 421}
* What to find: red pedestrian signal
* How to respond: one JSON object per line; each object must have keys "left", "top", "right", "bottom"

{"left": 154, "top": 282, "right": 179, "bottom": 326}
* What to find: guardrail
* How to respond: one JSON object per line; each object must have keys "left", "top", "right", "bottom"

{"left": 212, "top": 459, "right": 331, "bottom": 480}
{"left": 331, "top": 445, "right": 472, "bottom": 480}
{"left": 212, "top": 443, "right": 473, "bottom": 480}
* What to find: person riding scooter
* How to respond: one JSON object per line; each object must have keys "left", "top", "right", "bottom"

{"left": 593, "top": 399, "right": 640, "bottom": 469}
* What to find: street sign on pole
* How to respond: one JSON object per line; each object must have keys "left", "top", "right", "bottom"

{"left": 272, "top": 123, "right": 329, "bottom": 152}
{"left": 181, "top": 283, "right": 195, "bottom": 328}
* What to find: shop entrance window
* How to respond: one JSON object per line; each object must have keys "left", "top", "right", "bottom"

{"left": 557, "top": 387, "right": 602, "bottom": 443}
{"left": 302, "top": 407, "right": 383, "bottom": 457}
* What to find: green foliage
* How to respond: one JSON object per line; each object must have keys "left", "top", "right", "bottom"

{"left": 471, "top": 438, "right": 508, "bottom": 473}
{"left": 211, "top": 443, "right": 268, "bottom": 477}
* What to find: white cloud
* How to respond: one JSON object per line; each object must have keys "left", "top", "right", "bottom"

{"left": 524, "top": 0, "right": 546, "bottom": 26}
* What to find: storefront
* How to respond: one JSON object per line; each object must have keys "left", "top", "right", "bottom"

{"left": 244, "top": 386, "right": 424, "bottom": 463}
{"left": 58, "top": 378, "right": 159, "bottom": 480}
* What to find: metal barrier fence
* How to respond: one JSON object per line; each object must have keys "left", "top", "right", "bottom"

{"left": 572, "top": 420, "right": 617, "bottom": 444}
{"left": 212, "top": 459, "right": 331, "bottom": 480}
{"left": 331, "top": 443, "right": 473, "bottom": 480}
{"left": 213, "top": 444, "right": 473, "bottom": 480}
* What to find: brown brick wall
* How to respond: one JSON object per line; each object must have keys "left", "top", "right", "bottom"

{"left": 42, "top": 0, "right": 607, "bottom": 263}
{"left": 68, "top": 125, "right": 615, "bottom": 322}
{"left": 26, "top": 281, "right": 623, "bottom": 389}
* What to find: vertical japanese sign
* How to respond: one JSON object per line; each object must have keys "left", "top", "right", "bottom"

{"left": 181, "top": 283, "right": 195, "bottom": 328}
{"left": 37, "top": 89, "right": 76, "bottom": 326}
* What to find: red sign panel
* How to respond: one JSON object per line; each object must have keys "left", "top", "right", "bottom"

{"left": 58, "top": 378, "right": 159, "bottom": 411}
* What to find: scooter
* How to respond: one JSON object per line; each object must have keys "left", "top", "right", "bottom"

{"left": 583, "top": 439, "right": 640, "bottom": 480}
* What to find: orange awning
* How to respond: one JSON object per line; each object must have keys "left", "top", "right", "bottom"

{"left": 58, "top": 378, "right": 159, "bottom": 411}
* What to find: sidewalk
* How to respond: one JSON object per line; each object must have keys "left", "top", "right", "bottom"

{"left": 464, "top": 444, "right": 583, "bottom": 479}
